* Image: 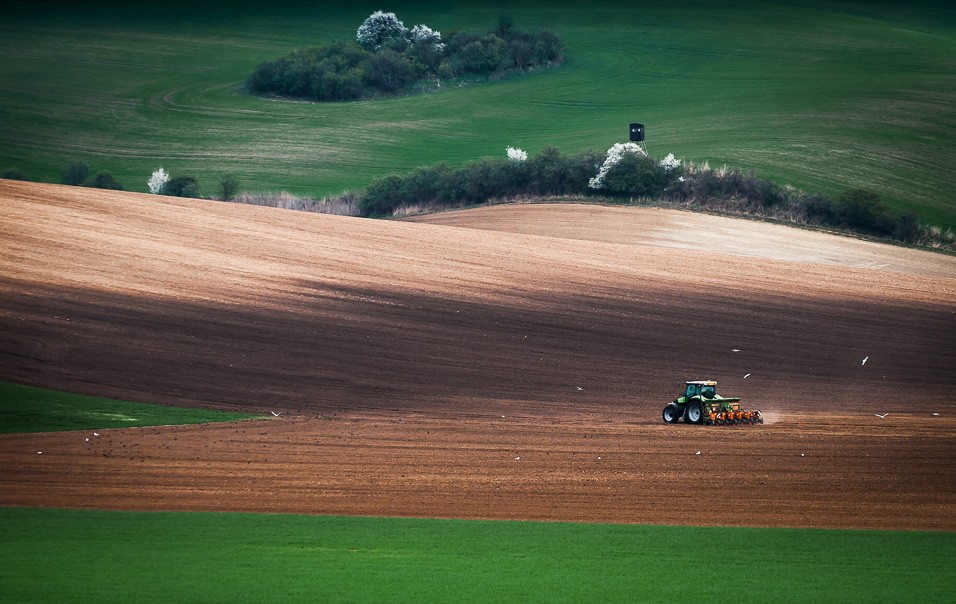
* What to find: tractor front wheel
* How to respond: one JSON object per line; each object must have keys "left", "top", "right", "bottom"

{"left": 662, "top": 403, "right": 681, "bottom": 424}
{"left": 685, "top": 402, "right": 703, "bottom": 424}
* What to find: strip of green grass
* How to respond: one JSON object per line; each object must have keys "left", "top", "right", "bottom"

{"left": 0, "top": 1, "right": 953, "bottom": 227}
{"left": 0, "top": 382, "right": 257, "bottom": 433}
{"left": 0, "top": 508, "right": 952, "bottom": 603}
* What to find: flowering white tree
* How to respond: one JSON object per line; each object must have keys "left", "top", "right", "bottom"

{"left": 409, "top": 24, "right": 444, "bottom": 51}
{"left": 506, "top": 146, "right": 528, "bottom": 161}
{"left": 588, "top": 142, "right": 647, "bottom": 189}
{"left": 356, "top": 11, "right": 410, "bottom": 51}
{"left": 659, "top": 153, "right": 681, "bottom": 172}
{"left": 147, "top": 167, "right": 168, "bottom": 194}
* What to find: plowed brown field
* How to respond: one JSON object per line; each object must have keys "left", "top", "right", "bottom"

{"left": 1, "top": 181, "right": 954, "bottom": 529}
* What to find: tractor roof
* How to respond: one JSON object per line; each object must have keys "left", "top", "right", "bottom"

{"left": 686, "top": 380, "right": 717, "bottom": 386}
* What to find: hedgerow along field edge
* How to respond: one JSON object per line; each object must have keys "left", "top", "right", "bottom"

{"left": 0, "top": 0, "right": 953, "bottom": 227}
{"left": 1, "top": 507, "right": 953, "bottom": 603}
{"left": 0, "top": 381, "right": 258, "bottom": 434}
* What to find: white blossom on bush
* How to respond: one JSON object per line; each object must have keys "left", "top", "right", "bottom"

{"left": 506, "top": 146, "right": 528, "bottom": 161}
{"left": 356, "top": 11, "right": 410, "bottom": 51}
{"left": 659, "top": 153, "right": 681, "bottom": 172}
{"left": 147, "top": 167, "right": 168, "bottom": 194}
{"left": 588, "top": 142, "right": 647, "bottom": 189}
{"left": 410, "top": 24, "right": 444, "bottom": 51}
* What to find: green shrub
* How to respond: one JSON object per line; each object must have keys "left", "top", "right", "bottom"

{"left": 895, "top": 212, "right": 921, "bottom": 243}
{"left": 61, "top": 160, "right": 90, "bottom": 186}
{"left": 164, "top": 175, "right": 201, "bottom": 198}
{"left": 1, "top": 167, "right": 29, "bottom": 181}
{"left": 402, "top": 163, "right": 455, "bottom": 204}
{"left": 359, "top": 174, "right": 406, "bottom": 216}
{"left": 834, "top": 189, "right": 887, "bottom": 235}
{"left": 531, "top": 29, "right": 564, "bottom": 64}
{"left": 82, "top": 170, "right": 124, "bottom": 190}
{"left": 525, "top": 146, "right": 602, "bottom": 196}
{"left": 363, "top": 49, "right": 422, "bottom": 93}
{"left": 801, "top": 194, "right": 835, "bottom": 224}
{"left": 220, "top": 173, "right": 240, "bottom": 201}
{"left": 449, "top": 33, "right": 509, "bottom": 75}
{"left": 599, "top": 153, "right": 667, "bottom": 197}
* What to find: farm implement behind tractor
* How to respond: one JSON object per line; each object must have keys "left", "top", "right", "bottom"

{"left": 662, "top": 380, "right": 763, "bottom": 426}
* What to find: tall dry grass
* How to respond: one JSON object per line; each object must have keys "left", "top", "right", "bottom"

{"left": 229, "top": 192, "right": 359, "bottom": 216}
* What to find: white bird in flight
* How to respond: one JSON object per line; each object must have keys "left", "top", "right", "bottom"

{"left": 875, "top": 413, "right": 888, "bottom": 419}
{"left": 271, "top": 411, "right": 282, "bottom": 417}
{"left": 744, "top": 373, "right": 751, "bottom": 379}
{"left": 862, "top": 356, "right": 869, "bottom": 365}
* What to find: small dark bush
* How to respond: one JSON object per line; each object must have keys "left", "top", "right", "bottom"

{"left": 1, "top": 168, "right": 29, "bottom": 181}
{"left": 363, "top": 49, "right": 422, "bottom": 93}
{"left": 83, "top": 170, "right": 124, "bottom": 190}
{"left": 359, "top": 174, "right": 406, "bottom": 216}
{"left": 895, "top": 212, "right": 921, "bottom": 243}
{"left": 164, "top": 175, "right": 201, "bottom": 198}
{"left": 531, "top": 29, "right": 564, "bottom": 64}
{"left": 220, "top": 173, "right": 240, "bottom": 201}
{"left": 61, "top": 161, "right": 90, "bottom": 186}
{"left": 801, "top": 194, "right": 834, "bottom": 224}
{"left": 599, "top": 153, "right": 667, "bottom": 197}
{"left": 401, "top": 163, "right": 454, "bottom": 204}
{"left": 450, "top": 33, "right": 509, "bottom": 75}
{"left": 834, "top": 189, "right": 886, "bottom": 234}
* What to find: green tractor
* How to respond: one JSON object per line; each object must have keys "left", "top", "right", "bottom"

{"left": 662, "top": 380, "right": 763, "bottom": 425}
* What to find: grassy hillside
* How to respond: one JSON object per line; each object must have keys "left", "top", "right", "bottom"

{"left": 0, "top": 0, "right": 953, "bottom": 227}
{"left": 0, "top": 381, "right": 257, "bottom": 433}
{"left": 2, "top": 508, "right": 953, "bottom": 602}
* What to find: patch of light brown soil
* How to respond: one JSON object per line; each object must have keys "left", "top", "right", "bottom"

{"left": 404, "top": 203, "right": 955, "bottom": 278}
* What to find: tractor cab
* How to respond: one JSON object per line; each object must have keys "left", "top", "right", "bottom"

{"left": 684, "top": 380, "right": 717, "bottom": 400}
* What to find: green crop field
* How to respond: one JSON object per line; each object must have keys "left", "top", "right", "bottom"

{"left": 0, "top": 507, "right": 953, "bottom": 603}
{"left": 0, "top": 0, "right": 953, "bottom": 227}
{"left": 0, "top": 381, "right": 257, "bottom": 433}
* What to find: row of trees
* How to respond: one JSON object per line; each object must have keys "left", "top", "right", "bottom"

{"left": 358, "top": 145, "right": 932, "bottom": 246}
{"left": 0, "top": 161, "right": 241, "bottom": 202}
{"left": 359, "top": 147, "right": 604, "bottom": 216}
{"left": 61, "top": 161, "right": 124, "bottom": 190}
{"left": 248, "top": 12, "right": 564, "bottom": 102}
{"left": 147, "top": 167, "right": 239, "bottom": 201}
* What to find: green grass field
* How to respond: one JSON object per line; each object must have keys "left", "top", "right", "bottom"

{"left": 0, "top": 381, "right": 257, "bottom": 433}
{"left": 1, "top": 0, "right": 953, "bottom": 227}
{"left": 0, "top": 507, "right": 952, "bottom": 603}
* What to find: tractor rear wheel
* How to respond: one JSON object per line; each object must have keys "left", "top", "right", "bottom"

{"left": 662, "top": 403, "right": 681, "bottom": 424}
{"left": 685, "top": 402, "right": 703, "bottom": 424}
